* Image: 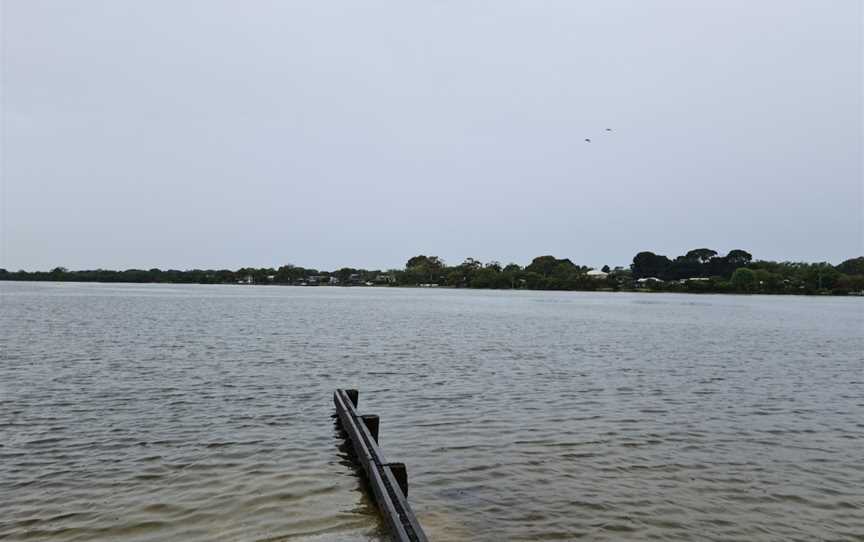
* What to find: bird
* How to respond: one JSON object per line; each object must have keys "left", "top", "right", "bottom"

{"left": 605, "top": 128, "right": 613, "bottom": 132}
{"left": 585, "top": 138, "right": 591, "bottom": 143}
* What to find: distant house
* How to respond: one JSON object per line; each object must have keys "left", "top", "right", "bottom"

{"left": 586, "top": 269, "right": 608, "bottom": 279}
{"left": 679, "top": 277, "right": 710, "bottom": 284}
{"left": 635, "top": 277, "right": 664, "bottom": 287}
{"left": 306, "top": 275, "right": 325, "bottom": 286}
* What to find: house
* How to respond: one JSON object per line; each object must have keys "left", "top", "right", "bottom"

{"left": 586, "top": 269, "right": 608, "bottom": 279}
{"left": 678, "top": 277, "right": 710, "bottom": 284}
{"left": 635, "top": 277, "right": 664, "bottom": 287}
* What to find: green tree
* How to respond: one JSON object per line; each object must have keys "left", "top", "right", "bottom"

{"left": 685, "top": 248, "right": 718, "bottom": 263}
{"left": 502, "top": 263, "right": 522, "bottom": 288}
{"left": 460, "top": 258, "right": 482, "bottom": 270}
{"left": 526, "top": 256, "right": 577, "bottom": 277}
{"left": 446, "top": 270, "right": 464, "bottom": 287}
{"left": 803, "top": 263, "right": 840, "bottom": 291}
{"left": 521, "top": 271, "right": 546, "bottom": 289}
{"left": 485, "top": 261, "right": 502, "bottom": 272}
{"left": 836, "top": 273, "right": 864, "bottom": 293}
{"left": 631, "top": 251, "right": 671, "bottom": 279}
{"left": 471, "top": 268, "right": 500, "bottom": 288}
{"left": 405, "top": 255, "right": 445, "bottom": 284}
{"left": 836, "top": 256, "right": 864, "bottom": 276}
{"left": 726, "top": 249, "right": 753, "bottom": 266}
{"left": 731, "top": 268, "right": 756, "bottom": 292}
{"left": 751, "top": 269, "right": 781, "bottom": 292}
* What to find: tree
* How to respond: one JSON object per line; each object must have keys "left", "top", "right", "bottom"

{"left": 406, "top": 255, "right": 444, "bottom": 270}
{"left": 526, "top": 256, "right": 576, "bottom": 277}
{"left": 726, "top": 249, "right": 753, "bottom": 266}
{"left": 485, "top": 261, "right": 502, "bottom": 272}
{"left": 753, "top": 269, "right": 782, "bottom": 292}
{"left": 471, "top": 268, "right": 500, "bottom": 288}
{"left": 667, "top": 256, "right": 703, "bottom": 280}
{"left": 803, "top": 263, "right": 840, "bottom": 291}
{"left": 730, "top": 268, "right": 756, "bottom": 292}
{"left": 336, "top": 267, "right": 357, "bottom": 284}
{"left": 460, "top": 258, "right": 482, "bottom": 270}
{"left": 406, "top": 255, "right": 429, "bottom": 268}
{"left": 836, "top": 256, "right": 864, "bottom": 276}
{"left": 405, "top": 255, "right": 445, "bottom": 284}
{"left": 521, "top": 271, "right": 546, "bottom": 289}
{"left": 631, "top": 252, "right": 671, "bottom": 279}
{"left": 525, "top": 256, "right": 557, "bottom": 277}
{"left": 685, "top": 248, "right": 718, "bottom": 263}
{"left": 446, "top": 270, "right": 464, "bottom": 287}
{"left": 601, "top": 265, "right": 610, "bottom": 273}
{"left": 502, "top": 263, "right": 522, "bottom": 288}
{"left": 836, "top": 273, "right": 864, "bottom": 293}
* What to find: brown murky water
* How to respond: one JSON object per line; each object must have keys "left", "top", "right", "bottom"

{"left": 2, "top": 282, "right": 862, "bottom": 541}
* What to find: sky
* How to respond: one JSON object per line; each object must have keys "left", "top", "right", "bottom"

{"left": 1, "top": 0, "right": 861, "bottom": 271}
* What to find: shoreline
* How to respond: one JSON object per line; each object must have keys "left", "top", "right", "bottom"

{"left": 3, "top": 253, "right": 862, "bottom": 296}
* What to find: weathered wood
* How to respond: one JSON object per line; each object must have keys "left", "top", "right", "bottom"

{"left": 334, "top": 389, "right": 428, "bottom": 542}
{"left": 361, "top": 414, "right": 380, "bottom": 443}
{"left": 386, "top": 462, "right": 408, "bottom": 497}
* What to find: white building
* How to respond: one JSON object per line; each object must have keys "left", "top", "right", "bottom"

{"left": 586, "top": 269, "right": 608, "bottom": 279}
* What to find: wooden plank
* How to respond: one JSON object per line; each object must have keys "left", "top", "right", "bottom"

{"left": 334, "top": 389, "right": 429, "bottom": 542}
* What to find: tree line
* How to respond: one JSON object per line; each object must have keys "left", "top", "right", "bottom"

{"left": 2, "top": 250, "right": 863, "bottom": 295}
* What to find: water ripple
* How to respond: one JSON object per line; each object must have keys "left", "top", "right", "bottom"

{"left": 2, "top": 283, "right": 863, "bottom": 541}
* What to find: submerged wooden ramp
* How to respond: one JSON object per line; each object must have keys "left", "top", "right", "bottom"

{"left": 334, "top": 389, "right": 429, "bottom": 542}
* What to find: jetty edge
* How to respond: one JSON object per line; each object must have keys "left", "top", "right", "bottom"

{"left": 334, "top": 389, "right": 429, "bottom": 542}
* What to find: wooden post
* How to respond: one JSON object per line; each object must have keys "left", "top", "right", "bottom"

{"left": 361, "top": 414, "right": 379, "bottom": 443}
{"left": 386, "top": 462, "right": 408, "bottom": 497}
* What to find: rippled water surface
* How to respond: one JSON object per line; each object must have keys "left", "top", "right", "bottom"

{"left": 2, "top": 282, "right": 863, "bottom": 541}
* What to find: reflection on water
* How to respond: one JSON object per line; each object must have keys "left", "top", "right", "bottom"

{"left": 1, "top": 282, "right": 862, "bottom": 541}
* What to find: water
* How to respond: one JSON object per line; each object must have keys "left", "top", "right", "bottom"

{"left": 1, "top": 282, "right": 862, "bottom": 541}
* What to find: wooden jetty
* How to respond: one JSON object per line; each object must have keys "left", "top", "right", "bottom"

{"left": 334, "top": 389, "right": 429, "bottom": 542}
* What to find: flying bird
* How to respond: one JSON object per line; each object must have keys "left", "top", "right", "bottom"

{"left": 585, "top": 138, "right": 591, "bottom": 143}
{"left": 605, "top": 128, "right": 612, "bottom": 132}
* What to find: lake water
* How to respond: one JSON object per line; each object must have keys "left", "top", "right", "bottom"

{"left": 1, "top": 282, "right": 862, "bottom": 541}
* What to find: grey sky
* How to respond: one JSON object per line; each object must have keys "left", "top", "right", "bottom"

{"left": 2, "top": 0, "right": 861, "bottom": 271}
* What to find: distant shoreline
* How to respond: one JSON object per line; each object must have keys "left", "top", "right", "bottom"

{"left": 2, "top": 251, "right": 862, "bottom": 296}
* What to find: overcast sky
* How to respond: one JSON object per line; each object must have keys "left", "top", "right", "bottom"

{"left": 2, "top": 1, "right": 861, "bottom": 271}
